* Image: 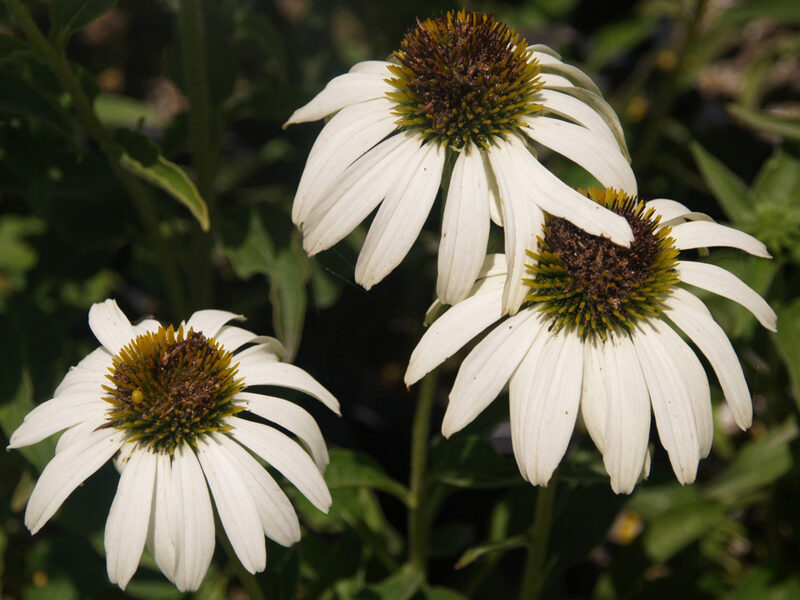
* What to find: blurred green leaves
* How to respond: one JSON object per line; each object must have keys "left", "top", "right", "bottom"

{"left": 49, "top": 0, "right": 118, "bottom": 47}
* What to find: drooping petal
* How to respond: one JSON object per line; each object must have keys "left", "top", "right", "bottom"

{"left": 8, "top": 395, "right": 108, "bottom": 448}
{"left": 631, "top": 323, "right": 699, "bottom": 484}
{"left": 523, "top": 116, "right": 637, "bottom": 195}
{"left": 601, "top": 333, "right": 650, "bottom": 494}
{"left": 171, "top": 444, "right": 215, "bottom": 592}
{"left": 579, "top": 335, "right": 607, "bottom": 453}
{"left": 405, "top": 276, "right": 505, "bottom": 387}
{"left": 676, "top": 261, "right": 777, "bottom": 331}
{"left": 215, "top": 432, "right": 301, "bottom": 547}
{"left": 664, "top": 287, "right": 753, "bottom": 429}
{"left": 25, "top": 425, "right": 124, "bottom": 533}
{"left": 236, "top": 360, "right": 340, "bottom": 415}
{"left": 670, "top": 221, "right": 771, "bottom": 258}
{"left": 437, "top": 145, "right": 491, "bottom": 305}
{"left": 233, "top": 343, "right": 281, "bottom": 365}
{"left": 88, "top": 299, "right": 137, "bottom": 355}
{"left": 235, "top": 391, "right": 329, "bottom": 470}
{"left": 196, "top": 436, "right": 266, "bottom": 574}
{"left": 284, "top": 70, "right": 392, "bottom": 125}
{"left": 213, "top": 326, "right": 259, "bottom": 353}
{"left": 293, "top": 98, "right": 398, "bottom": 225}
{"left": 105, "top": 448, "right": 157, "bottom": 590}
{"left": 355, "top": 140, "right": 445, "bottom": 289}
{"left": 147, "top": 453, "right": 177, "bottom": 585}
{"left": 443, "top": 309, "right": 542, "bottom": 437}
{"left": 483, "top": 151, "right": 504, "bottom": 226}
{"left": 504, "top": 134, "right": 634, "bottom": 247}
{"left": 302, "top": 131, "right": 422, "bottom": 255}
{"left": 649, "top": 318, "right": 713, "bottom": 458}
{"left": 532, "top": 51, "right": 602, "bottom": 94}
{"left": 537, "top": 88, "right": 618, "bottom": 147}
{"left": 55, "top": 348, "right": 113, "bottom": 395}
{"left": 228, "top": 417, "right": 331, "bottom": 512}
{"left": 185, "top": 310, "right": 244, "bottom": 339}
{"left": 487, "top": 138, "right": 545, "bottom": 315}
{"left": 509, "top": 327, "right": 583, "bottom": 486}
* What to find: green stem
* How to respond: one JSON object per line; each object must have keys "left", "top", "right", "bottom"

{"left": 5, "top": 0, "right": 186, "bottom": 316}
{"left": 633, "top": 0, "right": 706, "bottom": 172}
{"left": 518, "top": 477, "right": 558, "bottom": 600}
{"left": 178, "top": 0, "right": 216, "bottom": 308}
{"left": 408, "top": 369, "right": 438, "bottom": 576}
{"left": 215, "top": 516, "right": 265, "bottom": 600}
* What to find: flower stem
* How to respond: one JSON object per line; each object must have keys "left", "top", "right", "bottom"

{"left": 408, "top": 369, "right": 438, "bottom": 576}
{"left": 4, "top": 0, "right": 186, "bottom": 316}
{"left": 216, "top": 515, "right": 265, "bottom": 600}
{"left": 177, "top": 0, "right": 217, "bottom": 309}
{"left": 518, "top": 477, "right": 558, "bottom": 600}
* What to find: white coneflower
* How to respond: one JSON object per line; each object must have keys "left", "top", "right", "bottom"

{"left": 8, "top": 299, "right": 339, "bottom": 591}
{"left": 405, "top": 189, "right": 776, "bottom": 493}
{"left": 286, "top": 10, "right": 637, "bottom": 314}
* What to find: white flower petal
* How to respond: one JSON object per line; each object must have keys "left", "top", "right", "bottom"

{"left": 670, "top": 221, "right": 771, "bottom": 258}
{"left": 8, "top": 395, "right": 108, "bottom": 448}
{"left": 293, "top": 98, "right": 398, "bottom": 226}
{"left": 579, "top": 336, "right": 607, "bottom": 453}
{"left": 646, "top": 199, "right": 691, "bottom": 223}
{"left": 649, "top": 318, "right": 713, "bottom": 458}
{"left": 147, "top": 453, "right": 177, "bottom": 585}
{"left": 509, "top": 328, "right": 583, "bottom": 486}
{"left": 405, "top": 276, "right": 505, "bottom": 386}
{"left": 601, "top": 333, "right": 650, "bottom": 494}
{"left": 213, "top": 433, "right": 301, "bottom": 547}
{"left": 537, "top": 88, "right": 618, "bottom": 147}
{"left": 632, "top": 323, "right": 699, "bottom": 484}
{"left": 443, "top": 309, "right": 542, "bottom": 437}
{"left": 24, "top": 425, "right": 123, "bottom": 533}
{"left": 487, "top": 139, "right": 545, "bottom": 315}
{"left": 504, "top": 134, "right": 634, "bottom": 247}
{"left": 56, "top": 420, "right": 99, "bottom": 455}
{"left": 171, "top": 444, "right": 215, "bottom": 591}
{"left": 348, "top": 60, "right": 393, "bottom": 75}
{"left": 105, "top": 448, "right": 157, "bottom": 590}
{"left": 213, "top": 326, "right": 259, "bottom": 352}
{"left": 196, "top": 436, "right": 266, "bottom": 574}
{"left": 664, "top": 287, "right": 753, "bottom": 429}
{"left": 55, "top": 348, "right": 113, "bottom": 395}
{"left": 355, "top": 140, "right": 445, "bottom": 289}
{"left": 476, "top": 253, "right": 508, "bottom": 280}
{"left": 437, "top": 145, "right": 491, "bottom": 304}
{"left": 135, "top": 319, "right": 161, "bottom": 335}
{"left": 236, "top": 391, "right": 329, "bottom": 470}
{"left": 234, "top": 343, "right": 281, "bottom": 365}
{"left": 228, "top": 417, "right": 331, "bottom": 512}
{"left": 532, "top": 52, "right": 602, "bottom": 94}
{"left": 185, "top": 310, "right": 244, "bottom": 339}
{"left": 284, "top": 71, "right": 392, "bottom": 125}
{"left": 524, "top": 116, "right": 637, "bottom": 195}
{"left": 676, "top": 261, "right": 777, "bottom": 331}
{"left": 483, "top": 151, "right": 504, "bottom": 226}
{"left": 236, "top": 359, "right": 340, "bottom": 415}
{"left": 302, "top": 131, "right": 421, "bottom": 255}
{"left": 88, "top": 299, "right": 137, "bottom": 355}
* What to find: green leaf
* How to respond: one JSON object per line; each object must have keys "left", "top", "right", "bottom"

{"left": 0, "top": 34, "right": 27, "bottom": 59}
{"left": 223, "top": 210, "right": 276, "bottom": 278}
{"left": 587, "top": 18, "right": 657, "bottom": 71}
{"left": 430, "top": 435, "right": 521, "bottom": 488}
{"left": 94, "top": 93, "right": 168, "bottom": 129}
{"left": 705, "top": 418, "right": 798, "bottom": 504}
{"left": 642, "top": 499, "right": 726, "bottom": 563}
{"left": 0, "top": 215, "right": 46, "bottom": 272}
{"left": 690, "top": 141, "right": 755, "bottom": 224}
{"left": 49, "top": 0, "right": 118, "bottom": 46}
{"left": 325, "top": 449, "right": 411, "bottom": 506}
{"left": 772, "top": 299, "right": 800, "bottom": 407}
{"left": 354, "top": 565, "right": 423, "bottom": 600}
{"left": 268, "top": 243, "right": 309, "bottom": 362}
{"left": 455, "top": 535, "right": 527, "bottom": 569}
{"left": 423, "top": 588, "right": 470, "bottom": 600}
{"left": 0, "top": 72, "right": 70, "bottom": 136}
{"left": 123, "top": 579, "right": 184, "bottom": 600}
{"left": 716, "top": 0, "right": 800, "bottom": 26}
{"left": 727, "top": 104, "right": 800, "bottom": 141}
{"left": 116, "top": 129, "right": 209, "bottom": 230}
{"left": 753, "top": 146, "right": 800, "bottom": 208}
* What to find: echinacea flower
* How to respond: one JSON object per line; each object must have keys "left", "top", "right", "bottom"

{"left": 286, "top": 10, "right": 637, "bottom": 313}
{"left": 8, "top": 299, "right": 339, "bottom": 591}
{"left": 405, "top": 189, "right": 776, "bottom": 493}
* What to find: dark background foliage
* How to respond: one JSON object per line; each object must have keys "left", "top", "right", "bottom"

{"left": 1, "top": 0, "right": 799, "bottom": 598}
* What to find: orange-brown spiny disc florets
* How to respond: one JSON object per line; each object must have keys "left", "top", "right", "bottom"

{"left": 102, "top": 325, "right": 244, "bottom": 454}
{"left": 387, "top": 10, "right": 543, "bottom": 149}
{"left": 523, "top": 188, "right": 679, "bottom": 338}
